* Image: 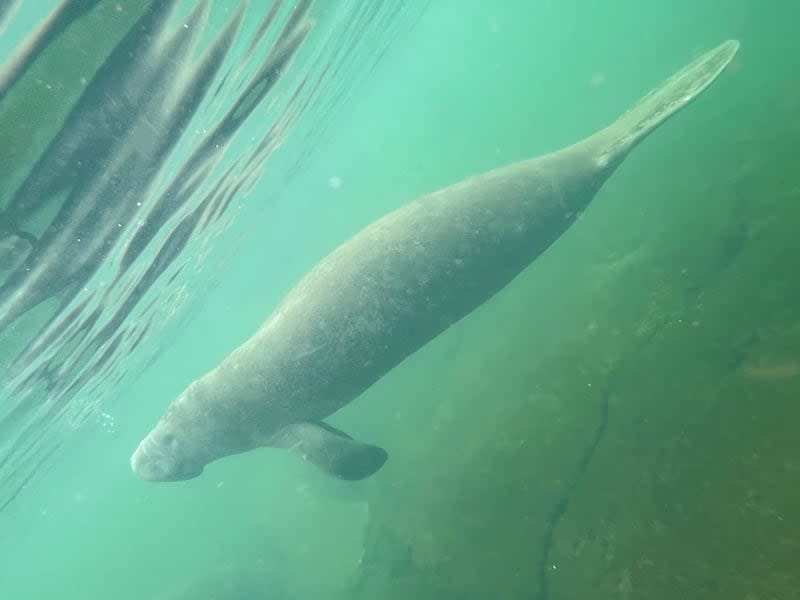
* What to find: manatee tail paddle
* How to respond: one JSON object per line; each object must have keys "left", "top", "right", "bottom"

{"left": 592, "top": 40, "right": 740, "bottom": 167}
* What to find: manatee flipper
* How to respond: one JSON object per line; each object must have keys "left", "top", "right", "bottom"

{"left": 270, "top": 421, "right": 388, "bottom": 480}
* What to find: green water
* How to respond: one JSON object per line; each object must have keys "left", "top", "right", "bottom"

{"left": 2, "top": 0, "right": 799, "bottom": 598}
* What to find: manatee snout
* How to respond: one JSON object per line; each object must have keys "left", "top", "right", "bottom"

{"left": 130, "top": 430, "right": 202, "bottom": 482}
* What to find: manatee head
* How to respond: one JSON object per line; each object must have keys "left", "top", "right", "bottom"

{"left": 130, "top": 416, "right": 205, "bottom": 482}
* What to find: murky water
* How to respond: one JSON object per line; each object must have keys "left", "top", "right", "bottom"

{"left": 0, "top": 1, "right": 797, "bottom": 598}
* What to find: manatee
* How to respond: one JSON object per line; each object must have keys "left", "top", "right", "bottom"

{"left": 131, "top": 40, "right": 739, "bottom": 483}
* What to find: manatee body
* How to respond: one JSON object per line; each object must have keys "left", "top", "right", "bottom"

{"left": 131, "top": 41, "right": 739, "bottom": 483}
